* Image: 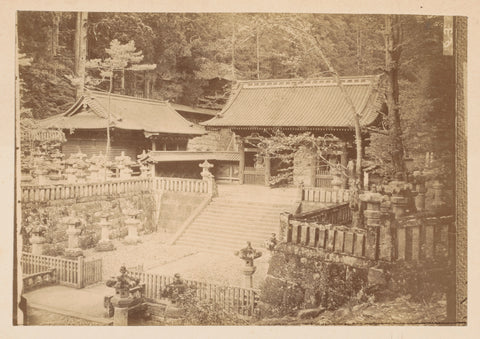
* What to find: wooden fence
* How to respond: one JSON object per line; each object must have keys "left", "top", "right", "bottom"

{"left": 285, "top": 215, "right": 453, "bottom": 262}
{"left": 83, "top": 258, "right": 103, "bottom": 286}
{"left": 129, "top": 271, "right": 259, "bottom": 316}
{"left": 21, "top": 253, "right": 102, "bottom": 288}
{"left": 301, "top": 187, "right": 350, "bottom": 204}
{"left": 21, "top": 176, "right": 214, "bottom": 203}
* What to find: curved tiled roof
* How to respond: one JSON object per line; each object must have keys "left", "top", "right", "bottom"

{"left": 202, "top": 75, "right": 385, "bottom": 129}
{"left": 39, "top": 91, "right": 204, "bottom": 136}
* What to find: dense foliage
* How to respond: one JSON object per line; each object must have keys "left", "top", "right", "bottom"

{"left": 17, "top": 12, "right": 455, "bottom": 183}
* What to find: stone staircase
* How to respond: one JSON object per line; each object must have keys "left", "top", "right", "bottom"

{"left": 173, "top": 184, "right": 297, "bottom": 253}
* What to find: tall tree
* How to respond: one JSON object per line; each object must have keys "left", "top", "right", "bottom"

{"left": 384, "top": 15, "right": 406, "bottom": 177}
{"left": 85, "top": 39, "right": 155, "bottom": 155}
{"left": 74, "top": 12, "right": 88, "bottom": 98}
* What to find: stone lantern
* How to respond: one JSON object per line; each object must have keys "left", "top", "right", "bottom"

{"left": 412, "top": 171, "right": 427, "bottom": 212}
{"left": 95, "top": 211, "right": 115, "bottom": 252}
{"left": 431, "top": 180, "right": 446, "bottom": 214}
{"left": 30, "top": 223, "right": 48, "bottom": 255}
{"left": 115, "top": 152, "right": 134, "bottom": 180}
{"left": 123, "top": 208, "right": 142, "bottom": 245}
{"left": 199, "top": 160, "right": 216, "bottom": 195}
{"left": 48, "top": 149, "right": 65, "bottom": 182}
{"left": 199, "top": 160, "right": 214, "bottom": 180}
{"left": 330, "top": 162, "right": 343, "bottom": 191}
{"left": 359, "top": 192, "right": 384, "bottom": 227}
{"left": 235, "top": 242, "right": 262, "bottom": 288}
{"left": 383, "top": 179, "right": 413, "bottom": 218}
{"left": 62, "top": 213, "right": 84, "bottom": 258}
{"left": 106, "top": 266, "right": 141, "bottom": 326}
{"left": 65, "top": 152, "right": 89, "bottom": 183}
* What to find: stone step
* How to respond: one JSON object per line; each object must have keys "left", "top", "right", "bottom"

{"left": 183, "top": 225, "right": 275, "bottom": 240}
{"left": 193, "top": 214, "right": 280, "bottom": 227}
{"left": 177, "top": 236, "right": 264, "bottom": 250}
{"left": 178, "top": 228, "right": 271, "bottom": 244}
{"left": 176, "top": 241, "right": 266, "bottom": 255}
{"left": 199, "top": 206, "right": 285, "bottom": 217}
{"left": 204, "top": 203, "right": 289, "bottom": 213}
{"left": 189, "top": 217, "right": 278, "bottom": 229}
{"left": 211, "top": 199, "right": 292, "bottom": 210}
{"left": 174, "top": 185, "right": 293, "bottom": 253}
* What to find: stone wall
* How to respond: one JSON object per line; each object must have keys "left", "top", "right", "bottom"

{"left": 156, "top": 191, "right": 208, "bottom": 234}
{"left": 21, "top": 192, "right": 158, "bottom": 254}
{"left": 261, "top": 243, "right": 369, "bottom": 315}
{"left": 261, "top": 241, "right": 451, "bottom": 317}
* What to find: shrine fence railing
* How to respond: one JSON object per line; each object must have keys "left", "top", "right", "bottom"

{"left": 300, "top": 186, "right": 350, "bottom": 204}
{"left": 20, "top": 253, "right": 102, "bottom": 289}
{"left": 20, "top": 177, "right": 214, "bottom": 203}
{"left": 281, "top": 214, "right": 453, "bottom": 262}
{"left": 129, "top": 270, "right": 259, "bottom": 316}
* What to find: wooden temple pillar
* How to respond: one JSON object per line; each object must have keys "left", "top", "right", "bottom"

{"left": 151, "top": 139, "right": 156, "bottom": 151}
{"left": 341, "top": 142, "right": 348, "bottom": 188}
{"left": 238, "top": 138, "right": 245, "bottom": 184}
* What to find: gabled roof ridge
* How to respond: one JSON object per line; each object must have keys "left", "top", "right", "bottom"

{"left": 89, "top": 90, "right": 170, "bottom": 106}
{"left": 237, "top": 75, "right": 380, "bottom": 89}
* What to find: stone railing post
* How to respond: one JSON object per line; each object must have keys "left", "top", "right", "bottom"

{"left": 359, "top": 192, "right": 383, "bottom": 227}
{"left": 77, "top": 256, "right": 85, "bottom": 288}
{"left": 359, "top": 192, "right": 384, "bottom": 260}
{"left": 297, "top": 181, "right": 304, "bottom": 202}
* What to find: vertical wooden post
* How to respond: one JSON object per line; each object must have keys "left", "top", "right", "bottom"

{"left": 341, "top": 142, "right": 348, "bottom": 188}
{"left": 77, "top": 256, "right": 84, "bottom": 289}
{"left": 151, "top": 139, "right": 156, "bottom": 151}
{"left": 239, "top": 139, "right": 245, "bottom": 184}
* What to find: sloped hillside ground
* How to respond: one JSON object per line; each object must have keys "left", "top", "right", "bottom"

{"left": 256, "top": 293, "right": 447, "bottom": 325}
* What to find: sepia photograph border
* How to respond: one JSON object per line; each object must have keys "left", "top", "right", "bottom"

{"left": 1, "top": 0, "right": 477, "bottom": 337}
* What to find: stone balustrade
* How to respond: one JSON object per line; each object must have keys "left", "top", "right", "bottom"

{"left": 292, "top": 203, "right": 352, "bottom": 225}
{"left": 22, "top": 268, "right": 57, "bottom": 292}
{"left": 283, "top": 210, "right": 452, "bottom": 263}
{"left": 21, "top": 176, "right": 215, "bottom": 204}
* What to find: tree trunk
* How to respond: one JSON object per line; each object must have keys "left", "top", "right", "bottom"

{"left": 52, "top": 13, "right": 60, "bottom": 57}
{"left": 384, "top": 15, "right": 406, "bottom": 177}
{"left": 74, "top": 12, "right": 88, "bottom": 99}
{"left": 256, "top": 22, "right": 260, "bottom": 80}
{"left": 231, "top": 18, "right": 236, "bottom": 81}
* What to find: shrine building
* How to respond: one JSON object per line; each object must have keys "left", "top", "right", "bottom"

{"left": 202, "top": 75, "right": 386, "bottom": 187}
{"left": 38, "top": 91, "right": 208, "bottom": 160}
